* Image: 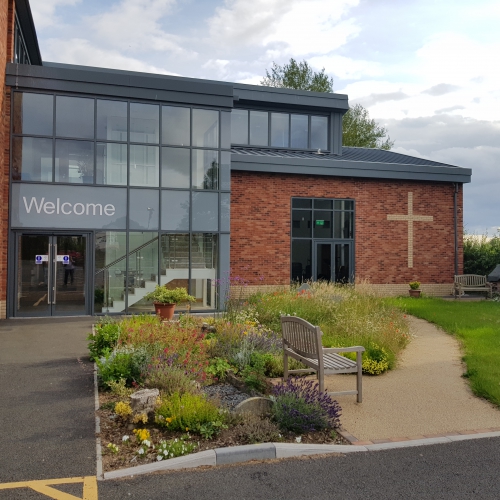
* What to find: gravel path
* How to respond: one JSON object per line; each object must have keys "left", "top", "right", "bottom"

{"left": 325, "top": 316, "right": 500, "bottom": 441}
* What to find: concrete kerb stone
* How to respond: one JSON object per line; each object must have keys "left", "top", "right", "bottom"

{"left": 98, "top": 432, "right": 500, "bottom": 480}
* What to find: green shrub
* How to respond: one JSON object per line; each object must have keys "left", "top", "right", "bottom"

{"left": 155, "top": 392, "right": 225, "bottom": 435}
{"left": 206, "top": 357, "right": 232, "bottom": 381}
{"left": 463, "top": 233, "right": 500, "bottom": 275}
{"left": 87, "top": 322, "right": 120, "bottom": 361}
{"left": 96, "top": 346, "right": 149, "bottom": 386}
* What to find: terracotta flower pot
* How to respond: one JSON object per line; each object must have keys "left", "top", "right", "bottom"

{"left": 153, "top": 302, "right": 176, "bottom": 320}
{"left": 409, "top": 289, "right": 421, "bottom": 298}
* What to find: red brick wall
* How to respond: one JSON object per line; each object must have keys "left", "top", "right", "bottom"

{"left": 230, "top": 171, "right": 463, "bottom": 287}
{"left": 0, "top": 0, "right": 15, "bottom": 317}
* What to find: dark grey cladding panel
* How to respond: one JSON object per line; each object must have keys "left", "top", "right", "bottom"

{"left": 233, "top": 83, "right": 349, "bottom": 112}
{"left": 6, "top": 63, "right": 234, "bottom": 108}
{"left": 230, "top": 154, "right": 472, "bottom": 183}
{"left": 13, "top": 0, "right": 42, "bottom": 65}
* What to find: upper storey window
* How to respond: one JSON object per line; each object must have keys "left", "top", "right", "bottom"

{"left": 231, "top": 109, "right": 328, "bottom": 151}
{"left": 14, "top": 15, "right": 31, "bottom": 65}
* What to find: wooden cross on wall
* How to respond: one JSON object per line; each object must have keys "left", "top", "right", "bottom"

{"left": 387, "top": 192, "right": 433, "bottom": 268}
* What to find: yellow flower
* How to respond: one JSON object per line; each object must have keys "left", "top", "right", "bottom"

{"left": 185, "top": 427, "right": 189, "bottom": 432}
{"left": 165, "top": 417, "right": 173, "bottom": 424}
{"left": 114, "top": 401, "right": 132, "bottom": 418}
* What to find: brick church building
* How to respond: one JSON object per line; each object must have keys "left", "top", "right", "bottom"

{"left": 0, "top": 0, "right": 472, "bottom": 318}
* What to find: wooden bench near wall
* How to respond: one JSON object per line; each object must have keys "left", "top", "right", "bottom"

{"left": 454, "top": 274, "right": 493, "bottom": 299}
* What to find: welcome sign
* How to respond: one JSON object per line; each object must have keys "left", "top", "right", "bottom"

{"left": 11, "top": 184, "right": 127, "bottom": 229}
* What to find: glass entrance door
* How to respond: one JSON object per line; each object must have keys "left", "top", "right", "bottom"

{"left": 16, "top": 234, "right": 88, "bottom": 317}
{"left": 313, "top": 242, "right": 352, "bottom": 283}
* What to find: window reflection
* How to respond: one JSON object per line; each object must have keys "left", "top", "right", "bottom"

{"left": 193, "top": 109, "right": 219, "bottom": 148}
{"left": 271, "top": 113, "right": 289, "bottom": 148}
{"left": 192, "top": 149, "right": 218, "bottom": 190}
{"left": 13, "top": 93, "right": 53, "bottom": 136}
{"left": 130, "top": 103, "right": 159, "bottom": 144}
{"left": 130, "top": 145, "right": 159, "bottom": 187}
{"left": 56, "top": 96, "right": 94, "bottom": 139}
{"left": 55, "top": 139, "right": 94, "bottom": 184}
{"left": 96, "top": 143, "right": 127, "bottom": 185}
{"left": 162, "top": 106, "right": 190, "bottom": 146}
{"left": 97, "top": 100, "right": 128, "bottom": 141}
{"left": 12, "top": 137, "right": 53, "bottom": 182}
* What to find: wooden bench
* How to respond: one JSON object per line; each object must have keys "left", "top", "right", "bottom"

{"left": 281, "top": 316, "right": 365, "bottom": 403}
{"left": 454, "top": 274, "right": 493, "bottom": 298}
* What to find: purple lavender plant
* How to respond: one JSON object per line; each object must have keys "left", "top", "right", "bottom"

{"left": 271, "top": 377, "right": 341, "bottom": 433}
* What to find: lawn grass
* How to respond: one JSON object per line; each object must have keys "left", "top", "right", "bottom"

{"left": 387, "top": 297, "right": 500, "bottom": 407}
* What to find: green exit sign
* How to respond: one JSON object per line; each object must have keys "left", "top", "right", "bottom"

{"left": 316, "top": 220, "right": 325, "bottom": 226}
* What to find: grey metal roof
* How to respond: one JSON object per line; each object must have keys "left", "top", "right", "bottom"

{"left": 231, "top": 147, "right": 472, "bottom": 184}
{"left": 233, "top": 83, "right": 348, "bottom": 112}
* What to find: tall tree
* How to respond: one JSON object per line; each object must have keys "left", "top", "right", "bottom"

{"left": 342, "top": 104, "right": 394, "bottom": 150}
{"left": 261, "top": 58, "right": 333, "bottom": 93}
{"left": 261, "top": 59, "right": 394, "bottom": 150}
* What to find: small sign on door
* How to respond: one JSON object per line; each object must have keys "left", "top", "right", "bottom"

{"left": 35, "top": 255, "right": 48, "bottom": 264}
{"left": 57, "top": 255, "right": 70, "bottom": 263}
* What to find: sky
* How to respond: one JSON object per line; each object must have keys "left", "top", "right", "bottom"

{"left": 29, "top": 0, "right": 500, "bottom": 235}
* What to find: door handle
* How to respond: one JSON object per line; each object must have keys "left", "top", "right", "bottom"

{"left": 52, "top": 243, "right": 57, "bottom": 305}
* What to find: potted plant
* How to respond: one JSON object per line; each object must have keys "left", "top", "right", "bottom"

{"left": 144, "top": 286, "right": 195, "bottom": 320}
{"left": 409, "top": 281, "right": 421, "bottom": 298}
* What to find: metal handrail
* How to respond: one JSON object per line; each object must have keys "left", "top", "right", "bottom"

{"left": 95, "top": 236, "right": 159, "bottom": 276}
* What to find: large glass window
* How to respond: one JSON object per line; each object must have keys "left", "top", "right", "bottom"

{"left": 130, "top": 145, "right": 159, "bottom": 186}
{"left": 97, "top": 100, "right": 128, "bottom": 141}
{"left": 56, "top": 96, "right": 94, "bottom": 139}
{"left": 96, "top": 143, "right": 127, "bottom": 185}
{"left": 127, "top": 232, "right": 159, "bottom": 314}
{"left": 291, "top": 197, "right": 354, "bottom": 283}
{"left": 130, "top": 103, "right": 159, "bottom": 144}
{"left": 162, "top": 106, "right": 190, "bottom": 146}
{"left": 190, "top": 234, "right": 218, "bottom": 309}
{"left": 231, "top": 109, "right": 248, "bottom": 145}
{"left": 129, "top": 189, "right": 159, "bottom": 230}
{"left": 311, "top": 115, "right": 328, "bottom": 151}
{"left": 161, "top": 190, "right": 190, "bottom": 231}
{"left": 233, "top": 109, "right": 329, "bottom": 150}
{"left": 94, "top": 231, "right": 127, "bottom": 313}
{"left": 250, "top": 111, "right": 268, "bottom": 146}
{"left": 13, "top": 93, "right": 53, "bottom": 136}
{"left": 161, "top": 234, "right": 190, "bottom": 311}
{"left": 192, "top": 109, "right": 218, "bottom": 148}
{"left": 291, "top": 114, "right": 308, "bottom": 149}
{"left": 271, "top": 113, "right": 289, "bottom": 148}
{"left": 162, "top": 147, "right": 190, "bottom": 188}
{"left": 55, "top": 139, "right": 94, "bottom": 184}
{"left": 192, "top": 192, "right": 218, "bottom": 231}
{"left": 192, "top": 150, "right": 218, "bottom": 190}
{"left": 12, "top": 137, "right": 53, "bottom": 182}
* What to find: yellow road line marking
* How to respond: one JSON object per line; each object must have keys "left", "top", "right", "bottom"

{"left": 0, "top": 476, "right": 97, "bottom": 499}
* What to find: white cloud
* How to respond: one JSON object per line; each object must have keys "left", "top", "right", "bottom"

{"left": 43, "top": 38, "right": 178, "bottom": 75}
{"left": 30, "top": 0, "right": 81, "bottom": 29}
{"left": 207, "top": 0, "right": 360, "bottom": 57}
{"left": 309, "top": 54, "right": 382, "bottom": 80}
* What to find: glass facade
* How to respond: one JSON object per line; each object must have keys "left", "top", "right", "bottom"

{"left": 11, "top": 91, "right": 230, "bottom": 315}
{"left": 291, "top": 198, "right": 354, "bottom": 283}
{"left": 232, "top": 109, "right": 329, "bottom": 151}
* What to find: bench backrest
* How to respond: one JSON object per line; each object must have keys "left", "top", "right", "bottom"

{"left": 454, "top": 274, "right": 487, "bottom": 286}
{"left": 281, "top": 316, "right": 322, "bottom": 359}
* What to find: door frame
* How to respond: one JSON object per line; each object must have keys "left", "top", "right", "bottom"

{"left": 312, "top": 239, "right": 354, "bottom": 283}
{"left": 9, "top": 230, "right": 93, "bottom": 317}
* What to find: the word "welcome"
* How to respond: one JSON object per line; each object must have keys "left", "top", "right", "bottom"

{"left": 23, "top": 197, "right": 116, "bottom": 216}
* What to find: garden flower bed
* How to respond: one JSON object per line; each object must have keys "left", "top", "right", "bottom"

{"left": 91, "top": 282, "right": 410, "bottom": 472}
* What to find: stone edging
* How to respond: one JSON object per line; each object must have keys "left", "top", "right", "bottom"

{"left": 101, "top": 430, "right": 500, "bottom": 480}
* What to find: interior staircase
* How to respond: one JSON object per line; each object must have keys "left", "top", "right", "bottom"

{"left": 98, "top": 234, "right": 216, "bottom": 313}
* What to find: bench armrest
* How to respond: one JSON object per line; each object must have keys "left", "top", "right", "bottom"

{"left": 323, "top": 346, "right": 365, "bottom": 354}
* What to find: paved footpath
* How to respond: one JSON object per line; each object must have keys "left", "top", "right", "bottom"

{"left": 0, "top": 317, "right": 97, "bottom": 499}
